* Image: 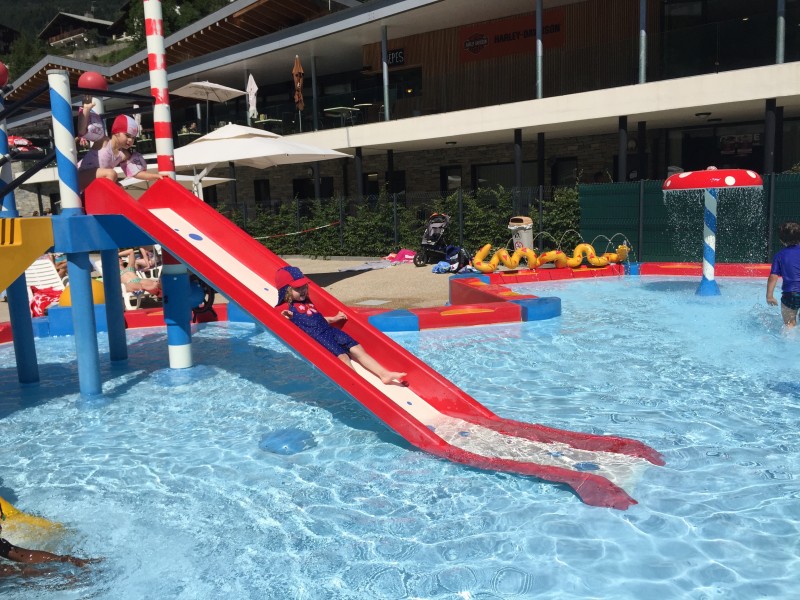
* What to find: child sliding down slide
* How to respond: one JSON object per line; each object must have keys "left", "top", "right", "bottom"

{"left": 275, "top": 266, "right": 407, "bottom": 385}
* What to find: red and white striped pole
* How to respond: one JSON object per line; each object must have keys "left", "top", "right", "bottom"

{"left": 143, "top": 0, "right": 193, "bottom": 369}
{"left": 143, "top": 0, "right": 175, "bottom": 178}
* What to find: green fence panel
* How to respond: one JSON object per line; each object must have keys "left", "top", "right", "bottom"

{"left": 578, "top": 183, "right": 640, "bottom": 256}
{"left": 771, "top": 174, "right": 800, "bottom": 258}
{"left": 584, "top": 179, "right": 772, "bottom": 263}
{"left": 638, "top": 181, "right": 682, "bottom": 262}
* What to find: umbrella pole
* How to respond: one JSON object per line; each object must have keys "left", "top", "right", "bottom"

{"left": 205, "top": 98, "right": 210, "bottom": 133}
{"left": 298, "top": 110, "right": 302, "bottom": 132}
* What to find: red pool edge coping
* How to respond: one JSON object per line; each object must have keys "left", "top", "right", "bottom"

{"left": 0, "top": 262, "right": 771, "bottom": 342}
{"left": 638, "top": 262, "right": 771, "bottom": 277}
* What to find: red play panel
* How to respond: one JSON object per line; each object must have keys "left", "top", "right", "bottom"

{"left": 414, "top": 302, "right": 522, "bottom": 329}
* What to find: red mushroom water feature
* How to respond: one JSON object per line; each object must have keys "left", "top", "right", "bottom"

{"left": 663, "top": 167, "right": 763, "bottom": 295}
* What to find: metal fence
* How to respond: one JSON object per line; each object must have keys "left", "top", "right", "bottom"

{"left": 221, "top": 174, "right": 800, "bottom": 263}
{"left": 579, "top": 174, "right": 800, "bottom": 264}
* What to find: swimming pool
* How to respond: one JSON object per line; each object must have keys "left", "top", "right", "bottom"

{"left": 1, "top": 276, "right": 797, "bottom": 598}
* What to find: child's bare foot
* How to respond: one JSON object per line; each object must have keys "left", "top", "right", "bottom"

{"left": 381, "top": 372, "right": 408, "bottom": 385}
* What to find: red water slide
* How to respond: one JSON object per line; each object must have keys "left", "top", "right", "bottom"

{"left": 85, "top": 179, "right": 664, "bottom": 509}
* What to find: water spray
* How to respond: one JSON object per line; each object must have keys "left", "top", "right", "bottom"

{"left": 663, "top": 167, "right": 763, "bottom": 296}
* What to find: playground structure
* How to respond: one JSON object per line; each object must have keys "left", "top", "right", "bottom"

{"left": 0, "top": 2, "right": 664, "bottom": 509}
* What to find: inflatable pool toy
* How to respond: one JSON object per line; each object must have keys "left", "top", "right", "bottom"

{"left": 0, "top": 495, "right": 63, "bottom": 538}
{"left": 566, "top": 243, "right": 609, "bottom": 268}
{"left": 472, "top": 243, "right": 629, "bottom": 273}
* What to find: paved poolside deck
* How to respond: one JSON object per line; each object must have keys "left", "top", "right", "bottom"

{"left": 0, "top": 256, "right": 453, "bottom": 325}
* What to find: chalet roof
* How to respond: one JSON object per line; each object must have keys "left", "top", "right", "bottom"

{"left": 8, "top": 0, "right": 334, "bottom": 106}
{"left": 39, "top": 12, "right": 115, "bottom": 40}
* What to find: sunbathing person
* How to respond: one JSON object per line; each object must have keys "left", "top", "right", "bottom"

{"left": 133, "top": 246, "right": 157, "bottom": 271}
{"left": 119, "top": 249, "right": 161, "bottom": 295}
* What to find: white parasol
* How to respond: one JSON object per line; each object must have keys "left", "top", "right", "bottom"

{"left": 172, "top": 81, "right": 246, "bottom": 133}
{"left": 120, "top": 174, "right": 231, "bottom": 199}
{"left": 173, "top": 123, "right": 348, "bottom": 171}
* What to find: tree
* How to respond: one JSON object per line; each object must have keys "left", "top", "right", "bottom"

{"left": 125, "top": 0, "right": 229, "bottom": 50}
{"left": 4, "top": 34, "right": 48, "bottom": 80}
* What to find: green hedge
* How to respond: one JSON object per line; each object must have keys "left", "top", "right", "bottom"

{"left": 220, "top": 185, "right": 584, "bottom": 259}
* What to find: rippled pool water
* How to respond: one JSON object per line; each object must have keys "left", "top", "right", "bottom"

{"left": 1, "top": 276, "right": 798, "bottom": 599}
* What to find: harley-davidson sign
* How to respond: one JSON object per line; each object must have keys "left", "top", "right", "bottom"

{"left": 459, "top": 9, "right": 565, "bottom": 62}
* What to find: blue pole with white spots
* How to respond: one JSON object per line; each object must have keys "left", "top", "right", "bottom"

{"left": 697, "top": 187, "right": 721, "bottom": 296}
{"left": 48, "top": 69, "right": 102, "bottom": 395}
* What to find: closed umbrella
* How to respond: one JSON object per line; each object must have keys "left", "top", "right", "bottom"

{"left": 292, "top": 55, "right": 304, "bottom": 131}
{"left": 172, "top": 81, "right": 246, "bottom": 133}
{"left": 246, "top": 74, "right": 259, "bottom": 121}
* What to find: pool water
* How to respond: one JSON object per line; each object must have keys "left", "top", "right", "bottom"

{"left": 1, "top": 276, "right": 798, "bottom": 599}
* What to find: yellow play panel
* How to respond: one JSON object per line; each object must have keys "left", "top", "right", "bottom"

{"left": 0, "top": 217, "right": 54, "bottom": 292}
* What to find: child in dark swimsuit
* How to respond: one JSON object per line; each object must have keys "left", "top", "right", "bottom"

{"left": 276, "top": 266, "right": 407, "bottom": 385}
{"left": 766, "top": 221, "right": 800, "bottom": 329}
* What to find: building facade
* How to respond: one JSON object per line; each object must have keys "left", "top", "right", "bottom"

{"left": 6, "top": 0, "right": 800, "bottom": 214}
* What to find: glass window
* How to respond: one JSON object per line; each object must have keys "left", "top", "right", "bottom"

{"left": 440, "top": 166, "right": 462, "bottom": 193}
{"left": 254, "top": 179, "right": 271, "bottom": 209}
{"left": 551, "top": 158, "right": 577, "bottom": 186}
{"left": 203, "top": 186, "right": 217, "bottom": 208}
{"left": 472, "top": 162, "right": 539, "bottom": 190}
{"left": 391, "top": 68, "right": 422, "bottom": 99}
{"left": 385, "top": 170, "right": 406, "bottom": 195}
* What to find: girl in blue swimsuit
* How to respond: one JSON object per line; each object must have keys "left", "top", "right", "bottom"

{"left": 276, "top": 266, "right": 407, "bottom": 385}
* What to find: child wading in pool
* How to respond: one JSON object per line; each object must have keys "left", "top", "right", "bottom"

{"left": 766, "top": 221, "right": 800, "bottom": 329}
{"left": 276, "top": 266, "right": 407, "bottom": 385}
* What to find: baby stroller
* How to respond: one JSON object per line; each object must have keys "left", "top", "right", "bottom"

{"left": 413, "top": 213, "right": 451, "bottom": 267}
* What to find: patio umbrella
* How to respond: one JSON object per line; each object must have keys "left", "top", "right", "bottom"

{"left": 292, "top": 55, "right": 304, "bottom": 131}
{"left": 172, "top": 81, "right": 246, "bottom": 133}
{"left": 246, "top": 74, "right": 259, "bottom": 121}
{"left": 120, "top": 174, "right": 231, "bottom": 199}
{"left": 20, "top": 166, "right": 230, "bottom": 201}
{"left": 172, "top": 123, "right": 347, "bottom": 171}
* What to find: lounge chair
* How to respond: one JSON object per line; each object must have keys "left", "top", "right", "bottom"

{"left": 25, "top": 256, "right": 66, "bottom": 316}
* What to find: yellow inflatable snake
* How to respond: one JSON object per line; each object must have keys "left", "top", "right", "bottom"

{"left": 472, "top": 244, "right": 629, "bottom": 273}
{"left": 0, "top": 494, "right": 62, "bottom": 536}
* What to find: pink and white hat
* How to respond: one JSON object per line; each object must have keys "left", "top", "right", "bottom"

{"left": 111, "top": 115, "right": 140, "bottom": 138}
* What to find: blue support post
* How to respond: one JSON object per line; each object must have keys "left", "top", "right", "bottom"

{"left": 161, "top": 261, "right": 193, "bottom": 369}
{"left": 100, "top": 248, "right": 128, "bottom": 362}
{"left": 6, "top": 278, "right": 39, "bottom": 383}
{"left": 66, "top": 252, "right": 102, "bottom": 394}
